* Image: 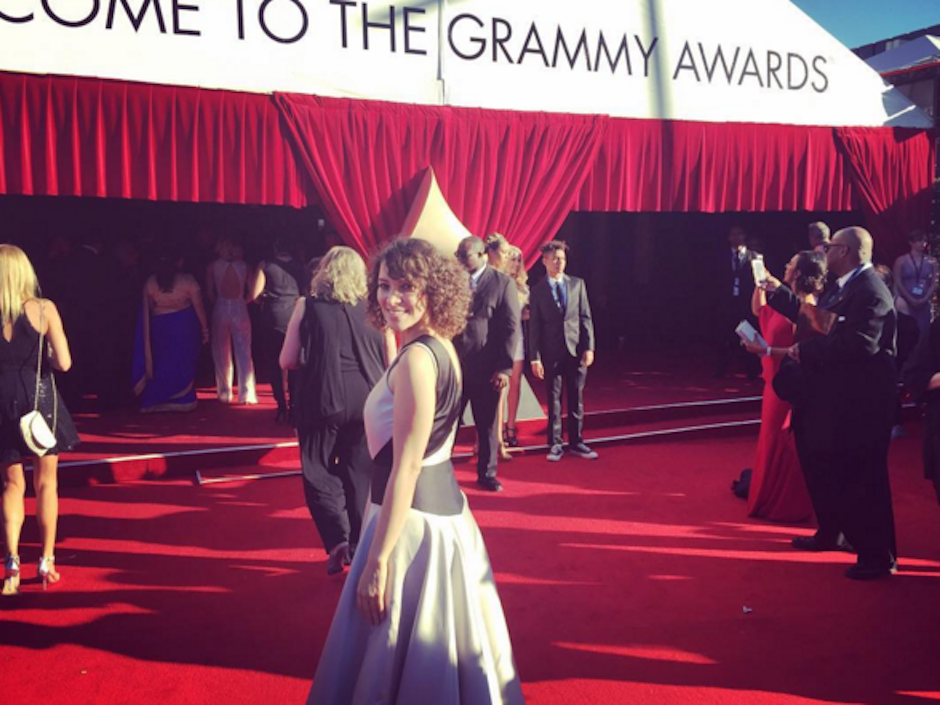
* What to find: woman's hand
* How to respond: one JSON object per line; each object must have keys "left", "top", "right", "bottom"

{"left": 356, "top": 556, "right": 389, "bottom": 626}
{"left": 761, "top": 274, "right": 782, "bottom": 293}
{"left": 741, "top": 340, "right": 766, "bottom": 357}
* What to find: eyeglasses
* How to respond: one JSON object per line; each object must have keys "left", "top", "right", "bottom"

{"left": 822, "top": 242, "right": 849, "bottom": 254}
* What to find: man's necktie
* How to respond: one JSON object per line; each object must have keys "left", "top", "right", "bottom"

{"left": 552, "top": 281, "right": 566, "bottom": 312}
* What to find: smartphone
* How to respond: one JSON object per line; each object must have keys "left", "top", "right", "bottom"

{"left": 751, "top": 257, "right": 767, "bottom": 286}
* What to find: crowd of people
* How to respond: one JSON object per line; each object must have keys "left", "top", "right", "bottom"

{"left": 726, "top": 221, "right": 940, "bottom": 581}
{"left": 2, "top": 217, "right": 940, "bottom": 699}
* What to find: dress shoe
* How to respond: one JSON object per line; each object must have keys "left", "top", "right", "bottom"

{"left": 326, "top": 542, "right": 351, "bottom": 576}
{"left": 791, "top": 534, "right": 852, "bottom": 552}
{"left": 477, "top": 477, "right": 503, "bottom": 492}
{"left": 845, "top": 560, "right": 894, "bottom": 581}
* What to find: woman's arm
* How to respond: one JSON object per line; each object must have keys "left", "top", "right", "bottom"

{"left": 190, "top": 280, "right": 209, "bottom": 344}
{"left": 247, "top": 264, "right": 265, "bottom": 303}
{"left": 42, "top": 300, "right": 72, "bottom": 372}
{"left": 142, "top": 284, "right": 153, "bottom": 380}
{"left": 356, "top": 345, "right": 436, "bottom": 626}
{"left": 751, "top": 284, "right": 766, "bottom": 318}
{"left": 280, "top": 298, "right": 306, "bottom": 370}
{"left": 922, "top": 257, "right": 939, "bottom": 304}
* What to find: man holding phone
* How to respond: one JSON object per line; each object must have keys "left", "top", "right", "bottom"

{"left": 715, "top": 225, "right": 761, "bottom": 379}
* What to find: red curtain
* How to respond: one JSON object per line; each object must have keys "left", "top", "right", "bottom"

{"left": 0, "top": 71, "right": 308, "bottom": 207}
{"left": 577, "top": 118, "right": 856, "bottom": 213}
{"left": 834, "top": 126, "right": 936, "bottom": 262}
{"left": 274, "top": 94, "right": 607, "bottom": 262}
{"left": 1, "top": 71, "right": 934, "bottom": 266}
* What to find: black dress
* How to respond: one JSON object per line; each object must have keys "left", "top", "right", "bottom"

{"left": 0, "top": 314, "right": 80, "bottom": 464}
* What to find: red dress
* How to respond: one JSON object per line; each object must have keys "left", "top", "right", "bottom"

{"left": 747, "top": 306, "right": 813, "bottom": 522}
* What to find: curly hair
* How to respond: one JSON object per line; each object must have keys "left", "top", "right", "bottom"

{"left": 792, "top": 250, "right": 827, "bottom": 295}
{"left": 367, "top": 238, "right": 471, "bottom": 340}
{"left": 310, "top": 246, "right": 367, "bottom": 304}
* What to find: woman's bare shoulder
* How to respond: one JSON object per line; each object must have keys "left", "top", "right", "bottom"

{"left": 24, "top": 297, "right": 60, "bottom": 315}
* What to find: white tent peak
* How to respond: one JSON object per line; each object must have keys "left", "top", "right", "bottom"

{"left": 400, "top": 167, "right": 471, "bottom": 257}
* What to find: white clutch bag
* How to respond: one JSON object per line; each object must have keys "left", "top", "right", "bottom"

{"left": 20, "top": 409, "right": 56, "bottom": 457}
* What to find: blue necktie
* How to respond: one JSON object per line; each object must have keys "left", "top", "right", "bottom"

{"left": 553, "top": 281, "right": 566, "bottom": 311}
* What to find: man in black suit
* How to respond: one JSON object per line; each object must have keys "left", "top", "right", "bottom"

{"left": 715, "top": 225, "right": 761, "bottom": 379}
{"left": 768, "top": 226, "right": 898, "bottom": 580}
{"left": 529, "top": 240, "right": 597, "bottom": 462}
{"left": 455, "top": 236, "right": 521, "bottom": 492}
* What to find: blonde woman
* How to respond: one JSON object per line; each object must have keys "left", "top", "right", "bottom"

{"left": 504, "top": 244, "right": 530, "bottom": 447}
{"left": 281, "top": 247, "right": 390, "bottom": 575}
{"left": 482, "top": 233, "right": 518, "bottom": 460}
{"left": 1, "top": 244, "right": 79, "bottom": 595}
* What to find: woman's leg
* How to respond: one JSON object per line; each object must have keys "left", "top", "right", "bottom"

{"left": 497, "top": 386, "right": 512, "bottom": 460}
{"left": 2, "top": 462, "right": 26, "bottom": 556}
{"left": 211, "top": 308, "right": 234, "bottom": 402}
{"left": 33, "top": 455, "right": 59, "bottom": 561}
{"left": 2, "top": 462, "right": 26, "bottom": 594}
{"left": 506, "top": 360, "right": 524, "bottom": 442}
{"left": 231, "top": 303, "right": 257, "bottom": 404}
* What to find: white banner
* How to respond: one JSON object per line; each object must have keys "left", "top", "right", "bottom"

{"left": 0, "top": 0, "right": 929, "bottom": 127}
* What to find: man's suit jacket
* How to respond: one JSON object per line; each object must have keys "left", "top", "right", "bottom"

{"left": 528, "top": 274, "right": 595, "bottom": 363}
{"left": 454, "top": 266, "right": 520, "bottom": 384}
{"left": 716, "top": 247, "right": 759, "bottom": 313}
{"left": 769, "top": 266, "right": 897, "bottom": 453}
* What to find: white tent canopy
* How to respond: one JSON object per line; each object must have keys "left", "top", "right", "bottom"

{"left": 0, "top": 0, "right": 930, "bottom": 127}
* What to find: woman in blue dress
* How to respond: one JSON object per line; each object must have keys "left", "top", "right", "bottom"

{"left": 133, "top": 247, "right": 208, "bottom": 413}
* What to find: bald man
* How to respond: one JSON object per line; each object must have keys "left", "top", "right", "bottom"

{"left": 766, "top": 227, "right": 898, "bottom": 580}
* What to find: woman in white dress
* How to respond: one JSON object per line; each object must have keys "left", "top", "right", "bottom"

{"left": 307, "top": 238, "right": 525, "bottom": 705}
{"left": 206, "top": 236, "right": 257, "bottom": 404}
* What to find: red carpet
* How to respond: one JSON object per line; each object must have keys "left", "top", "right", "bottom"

{"left": 2, "top": 431, "right": 939, "bottom": 704}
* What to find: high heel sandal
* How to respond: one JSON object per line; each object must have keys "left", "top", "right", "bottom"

{"left": 504, "top": 426, "right": 519, "bottom": 448}
{"left": 499, "top": 443, "right": 513, "bottom": 462}
{"left": 38, "top": 556, "right": 60, "bottom": 591}
{"left": 2, "top": 554, "right": 21, "bottom": 596}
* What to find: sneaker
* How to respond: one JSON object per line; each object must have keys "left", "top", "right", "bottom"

{"left": 546, "top": 444, "right": 564, "bottom": 462}
{"left": 570, "top": 442, "right": 599, "bottom": 460}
